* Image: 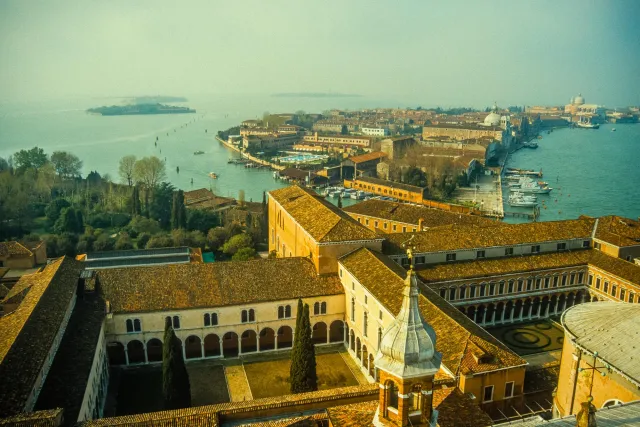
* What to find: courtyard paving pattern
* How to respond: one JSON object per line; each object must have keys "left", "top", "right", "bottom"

{"left": 486, "top": 319, "right": 564, "bottom": 356}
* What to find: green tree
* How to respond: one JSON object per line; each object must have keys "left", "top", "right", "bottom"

{"left": 171, "top": 190, "right": 187, "bottom": 229}
{"left": 133, "top": 156, "right": 166, "bottom": 189}
{"left": 149, "top": 182, "right": 175, "bottom": 229}
{"left": 186, "top": 209, "right": 219, "bottom": 233}
{"left": 131, "top": 186, "right": 142, "bottom": 216}
{"left": 115, "top": 233, "right": 134, "bottom": 250}
{"left": 137, "top": 232, "right": 152, "bottom": 249}
{"left": 93, "top": 233, "right": 115, "bottom": 251}
{"left": 232, "top": 247, "right": 257, "bottom": 261}
{"left": 119, "top": 155, "right": 137, "bottom": 186}
{"left": 162, "top": 319, "right": 191, "bottom": 410}
{"left": 146, "top": 234, "right": 174, "bottom": 248}
{"left": 50, "top": 151, "right": 83, "bottom": 178}
{"left": 337, "top": 195, "right": 343, "bottom": 209}
{"left": 13, "top": 147, "right": 48, "bottom": 172}
{"left": 222, "top": 233, "right": 253, "bottom": 256}
{"left": 129, "top": 215, "right": 161, "bottom": 235}
{"left": 45, "top": 199, "right": 71, "bottom": 224}
{"left": 206, "top": 227, "right": 228, "bottom": 251}
{"left": 290, "top": 301, "right": 317, "bottom": 393}
{"left": 54, "top": 207, "right": 79, "bottom": 234}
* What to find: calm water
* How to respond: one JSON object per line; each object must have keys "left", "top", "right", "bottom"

{"left": 1, "top": 97, "right": 638, "bottom": 217}
{"left": 504, "top": 123, "right": 640, "bottom": 223}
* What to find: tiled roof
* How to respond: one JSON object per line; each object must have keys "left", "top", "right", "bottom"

{"left": 354, "top": 176, "right": 424, "bottom": 193}
{"left": 0, "top": 257, "right": 82, "bottom": 417}
{"left": 98, "top": 257, "right": 344, "bottom": 314}
{"left": 415, "top": 250, "right": 592, "bottom": 284}
{"left": 0, "top": 242, "right": 32, "bottom": 258}
{"left": 384, "top": 218, "right": 596, "bottom": 254}
{"left": 77, "top": 384, "right": 377, "bottom": 426}
{"left": 587, "top": 249, "right": 640, "bottom": 284}
{"left": 562, "top": 301, "right": 640, "bottom": 386}
{"left": 325, "top": 400, "right": 378, "bottom": 426}
{"left": 345, "top": 151, "right": 387, "bottom": 164}
{"left": 594, "top": 215, "right": 640, "bottom": 247}
{"left": 339, "top": 248, "right": 526, "bottom": 376}
{"left": 432, "top": 387, "right": 494, "bottom": 427}
{"left": 268, "top": 186, "right": 380, "bottom": 243}
{"left": 343, "top": 199, "right": 498, "bottom": 228}
{"left": 35, "top": 294, "right": 106, "bottom": 426}
{"left": 0, "top": 408, "right": 63, "bottom": 426}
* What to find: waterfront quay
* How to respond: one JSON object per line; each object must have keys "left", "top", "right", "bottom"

{"left": 452, "top": 173, "right": 504, "bottom": 218}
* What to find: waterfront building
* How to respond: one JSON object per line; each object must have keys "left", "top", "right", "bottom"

{"left": 345, "top": 176, "right": 427, "bottom": 204}
{"left": 565, "top": 93, "right": 606, "bottom": 123}
{"left": 361, "top": 126, "right": 390, "bottom": 136}
{"left": 301, "top": 132, "right": 373, "bottom": 151}
{"left": 340, "top": 151, "right": 388, "bottom": 178}
{"left": 554, "top": 302, "right": 640, "bottom": 417}
{"left": 242, "top": 132, "right": 299, "bottom": 151}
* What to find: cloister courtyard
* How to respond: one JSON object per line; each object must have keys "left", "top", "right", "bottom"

{"left": 486, "top": 318, "right": 564, "bottom": 356}
{"left": 108, "top": 348, "right": 367, "bottom": 416}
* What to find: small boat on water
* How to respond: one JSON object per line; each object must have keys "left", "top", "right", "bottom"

{"left": 209, "top": 172, "right": 218, "bottom": 179}
{"left": 505, "top": 168, "right": 543, "bottom": 178}
{"left": 194, "top": 150, "right": 205, "bottom": 155}
{"left": 508, "top": 194, "right": 538, "bottom": 207}
{"left": 611, "top": 128, "right": 616, "bottom": 132}
{"left": 576, "top": 118, "right": 600, "bottom": 129}
{"left": 523, "top": 142, "right": 538, "bottom": 149}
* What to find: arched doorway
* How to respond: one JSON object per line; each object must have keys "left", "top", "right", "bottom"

{"left": 329, "top": 320, "right": 344, "bottom": 343}
{"left": 558, "top": 294, "right": 566, "bottom": 313}
{"left": 223, "top": 332, "right": 239, "bottom": 358}
{"left": 277, "top": 326, "right": 293, "bottom": 349}
{"left": 259, "top": 328, "right": 275, "bottom": 351}
{"left": 204, "top": 334, "right": 221, "bottom": 357}
{"left": 567, "top": 292, "right": 575, "bottom": 308}
{"left": 185, "top": 335, "right": 202, "bottom": 359}
{"left": 550, "top": 295, "right": 558, "bottom": 314}
{"left": 486, "top": 303, "right": 496, "bottom": 324}
{"left": 523, "top": 299, "right": 532, "bottom": 319}
{"left": 312, "top": 322, "right": 328, "bottom": 345}
{"left": 107, "top": 342, "right": 126, "bottom": 365}
{"left": 146, "top": 338, "right": 163, "bottom": 362}
{"left": 241, "top": 330, "right": 257, "bottom": 353}
{"left": 466, "top": 306, "right": 476, "bottom": 322}
{"left": 127, "top": 340, "right": 145, "bottom": 364}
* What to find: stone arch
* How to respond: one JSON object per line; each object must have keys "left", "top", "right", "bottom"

{"left": 514, "top": 299, "right": 523, "bottom": 319}
{"left": 204, "top": 334, "right": 221, "bottom": 357}
{"left": 523, "top": 298, "right": 532, "bottom": 318}
{"left": 146, "top": 338, "right": 163, "bottom": 362}
{"left": 356, "top": 337, "right": 361, "bottom": 359}
{"left": 495, "top": 302, "right": 505, "bottom": 323}
{"left": 329, "top": 320, "right": 344, "bottom": 343}
{"left": 312, "top": 321, "right": 328, "bottom": 345}
{"left": 486, "top": 303, "right": 496, "bottom": 324}
{"left": 575, "top": 290, "right": 584, "bottom": 305}
{"left": 259, "top": 327, "right": 275, "bottom": 351}
{"left": 541, "top": 296, "right": 550, "bottom": 317}
{"left": 362, "top": 345, "right": 368, "bottom": 368}
{"left": 558, "top": 293, "right": 566, "bottom": 312}
{"left": 107, "top": 341, "right": 126, "bottom": 365}
{"left": 550, "top": 294, "right": 558, "bottom": 313}
{"left": 466, "top": 306, "right": 476, "bottom": 321}
{"left": 567, "top": 292, "right": 575, "bottom": 308}
{"left": 241, "top": 330, "right": 257, "bottom": 353}
{"left": 475, "top": 305, "right": 486, "bottom": 324}
{"left": 222, "top": 332, "right": 239, "bottom": 358}
{"left": 185, "top": 335, "right": 202, "bottom": 359}
{"left": 505, "top": 300, "right": 514, "bottom": 322}
{"left": 127, "top": 340, "right": 145, "bottom": 364}
{"left": 277, "top": 325, "right": 293, "bottom": 349}
{"left": 532, "top": 297, "right": 541, "bottom": 317}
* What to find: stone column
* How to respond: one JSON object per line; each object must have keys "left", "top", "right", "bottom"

{"left": 536, "top": 303, "right": 542, "bottom": 317}
{"left": 490, "top": 310, "right": 496, "bottom": 325}
{"left": 238, "top": 337, "right": 243, "bottom": 355}
{"left": 219, "top": 338, "right": 224, "bottom": 357}
{"left": 527, "top": 304, "right": 533, "bottom": 319}
{"left": 501, "top": 308, "right": 506, "bottom": 323}
{"left": 482, "top": 311, "right": 487, "bottom": 325}
{"left": 143, "top": 345, "right": 149, "bottom": 364}
{"left": 257, "top": 334, "right": 261, "bottom": 352}
{"left": 200, "top": 341, "right": 205, "bottom": 359}
{"left": 510, "top": 306, "right": 515, "bottom": 322}
{"left": 519, "top": 306, "right": 524, "bottom": 321}
{"left": 343, "top": 325, "right": 347, "bottom": 343}
{"left": 182, "top": 341, "right": 187, "bottom": 361}
{"left": 124, "top": 348, "right": 129, "bottom": 366}
{"left": 275, "top": 335, "right": 279, "bottom": 350}
{"left": 544, "top": 303, "right": 550, "bottom": 318}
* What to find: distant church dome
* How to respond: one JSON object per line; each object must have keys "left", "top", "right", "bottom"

{"left": 574, "top": 93, "right": 585, "bottom": 105}
{"left": 375, "top": 269, "right": 441, "bottom": 378}
{"left": 483, "top": 103, "right": 501, "bottom": 126}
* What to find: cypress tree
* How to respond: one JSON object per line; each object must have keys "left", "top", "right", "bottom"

{"left": 75, "top": 209, "right": 84, "bottom": 233}
{"left": 171, "top": 192, "right": 179, "bottom": 230}
{"left": 162, "top": 318, "right": 191, "bottom": 409}
{"left": 290, "top": 301, "right": 317, "bottom": 393}
{"left": 337, "top": 195, "right": 343, "bottom": 209}
{"left": 178, "top": 190, "right": 187, "bottom": 229}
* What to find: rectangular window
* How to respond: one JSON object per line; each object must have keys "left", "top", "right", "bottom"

{"left": 483, "top": 385, "right": 494, "bottom": 403}
{"left": 517, "top": 280, "right": 523, "bottom": 292}
{"left": 460, "top": 287, "right": 467, "bottom": 299}
{"left": 505, "top": 248, "right": 514, "bottom": 256}
{"left": 383, "top": 222, "right": 388, "bottom": 229}
{"left": 536, "top": 278, "right": 541, "bottom": 289}
{"left": 446, "top": 253, "right": 456, "bottom": 262}
{"left": 508, "top": 281, "right": 514, "bottom": 293}
{"left": 374, "top": 221, "right": 379, "bottom": 228}
{"left": 477, "top": 250, "right": 485, "bottom": 259}
{"left": 379, "top": 310, "right": 383, "bottom": 320}
{"left": 579, "top": 273, "right": 584, "bottom": 283}
{"left": 527, "top": 279, "right": 533, "bottom": 291}
{"left": 583, "top": 240, "right": 590, "bottom": 248}
{"left": 449, "top": 288, "right": 456, "bottom": 301}
{"left": 498, "top": 282, "right": 505, "bottom": 294}
{"left": 531, "top": 245, "right": 540, "bottom": 253}
{"left": 588, "top": 274, "right": 593, "bottom": 285}
{"left": 365, "top": 219, "right": 369, "bottom": 225}
{"left": 357, "top": 217, "right": 361, "bottom": 223}
{"left": 620, "top": 289, "right": 626, "bottom": 301}
{"left": 392, "top": 224, "right": 397, "bottom": 231}
{"left": 469, "top": 286, "right": 476, "bottom": 298}
{"left": 402, "top": 226, "right": 407, "bottom": 232}
{"left": 489, "top": 283, "right": 495, "bottom": 295}
{"left": 364, "top": 295, "right": 368, "bottom": 305}
{"left": 562, "top": 275, "right": 567, "bottom": 286}
{"left": 414, "top": 256, "right": 425, "bottom": 265}
{"left": 544, "top": 277, "right": 550, "bottom": 288}
{"left": 505, "top": 382, "right": 514, "bottom": 399}
{"left": 554, "top": 276, "right": 559, "bottom": 287}
{"left": 596, "top": 277, "right": 601, "bottom": 289}
{"left": 557, "top": 242, "right": 567, "bottom": 251}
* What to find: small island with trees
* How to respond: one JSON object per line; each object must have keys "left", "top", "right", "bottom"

{"left": 87, "top": 103, "right": 196, "bottom": 116}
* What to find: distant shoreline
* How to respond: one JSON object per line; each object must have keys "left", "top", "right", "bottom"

{"left": 87, "top": 103, "right": 196, "bottom": 116}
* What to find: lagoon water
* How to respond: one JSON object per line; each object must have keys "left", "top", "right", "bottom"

{"left": 1, "top": 95, "right": 639, "bottom": 219}
{"left": 504, "top": 123, "right": 640, "bottom": 223}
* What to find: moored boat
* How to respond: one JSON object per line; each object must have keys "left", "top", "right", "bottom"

{"left": 208, "top": 172, "right": 218, "bottom": 179}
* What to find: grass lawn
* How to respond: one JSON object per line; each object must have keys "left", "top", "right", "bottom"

{"left": 114, "top": 364, "right": 229, "bottom": 415}
{"left": 243, "top": 352, "right": 359, "bottom": 399}
{"left": 486, "top": 319, "right": 565, "bottom": 356}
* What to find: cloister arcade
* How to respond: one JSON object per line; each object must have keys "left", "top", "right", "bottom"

{"left": 345, "top": 324, "right": 377, "bottom": 381}
{"left": 107, "top": 320, "right": 346, "bottom": 366}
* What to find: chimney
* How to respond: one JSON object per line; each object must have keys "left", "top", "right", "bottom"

{"left": 576, "top": 397, "right": 597, "bottom": 427}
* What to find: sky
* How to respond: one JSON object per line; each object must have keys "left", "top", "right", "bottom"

{"left": 1, "top": 0, "right": 639, "bottom": 108}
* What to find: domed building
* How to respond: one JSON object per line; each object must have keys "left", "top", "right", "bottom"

{"left": 483, "top": 103, "right": 502, "bottom": 127}
{"left": 565, "top": 93, "right": 605, "bottom": 123}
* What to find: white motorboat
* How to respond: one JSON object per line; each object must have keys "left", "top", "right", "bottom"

{"left": 510, "top": 191, "right": 537, "bottom": 202}
{"left": 508, "top": 194, "right": 538, "bottom": 207}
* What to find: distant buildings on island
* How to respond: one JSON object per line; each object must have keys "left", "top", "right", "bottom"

{"left": 1, "top": 186, "right": 640, "bottom": 425}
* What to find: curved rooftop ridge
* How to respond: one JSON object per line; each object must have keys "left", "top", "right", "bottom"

{"left": 562, "top": 301, "right": 640, "bottom": 386}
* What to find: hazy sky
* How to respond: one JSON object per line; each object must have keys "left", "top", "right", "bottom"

{"left": 1, "top": 0, "right": 639, "bottom": 107}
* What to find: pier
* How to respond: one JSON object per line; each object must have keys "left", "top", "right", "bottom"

{"left": 215, "top": 136, "right": 285, "bottom": 171}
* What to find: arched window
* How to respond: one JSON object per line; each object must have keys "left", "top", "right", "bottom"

{"left": 440, "top": 288, "right": 447, "bottom": 299}
{"left": 449, "top": 287, "right": 456, "bottom": 301}
{"left": 241, "top": 310, "right": 248, "bottom": 323}
{"left": 249, "top": 309, "right": 255, "bottom": 322}
{"left": 314, "top": 302, "right": 320, "bottom": 315}
{"left": 285, "top": 305, "right": 291, "bottom": 318}
{"left": 508, "top": 280, "right": 514, "bottom": 293}
{"left": 469, "top": 285, "right": 476, "bottom": 298}
{"left": 126, "top": 319, "right": 134, "bottom": 333}
{"left": 459, "top": 286, "right": 467, "bottom": 299}
{"left": 278, "top": 306, "right": 284, "bottom": 319}
{"left": 133, "top": 319, "right": 141, "bottom": 332}
{"left": 204, "top": 313, "right": 211, "bottom": 326}
{"left": 211, "top": 313, "right": 218, "bottom": 325}
{"left": 321, "top": 302, "right": 327, "bottom": 314}
{"left": 603, "top": 281, "right": 609, "bottom": 293}
{"left": 479, "top": 284, "right": 486, "bottom": 297}
{"left": 173, "top": 316, "right": 180, "bottom": 329}
{"left": 363, "top": 312, "right": 368, "bottom": 337}
{"left": 603, "top": 399, "right": 623, "bottom": 408}
{"left": 388, "top": 381, "right": 399, "bottom": 409}
{"left": 499, "top": 281, "right": 505, "bottom": 294}
{"left": 611, "top": 284, "right": 617, "bottom": 297}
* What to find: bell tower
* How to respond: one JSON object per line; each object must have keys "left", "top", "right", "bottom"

{"left": 374, "top": 252, "right": 442, "bottom": 426}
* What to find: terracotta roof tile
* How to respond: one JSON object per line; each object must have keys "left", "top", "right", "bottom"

{"left": 98, "top": 257, "right": 344, "bottom": 314}
{"left": 0, "top": 242, "right": 32, "bottom": 258}
{"left": 594, "top": 215, "right": 640, "bottom": 247}
{"left": 268, "top": 186, "right": 380, "bottom": 243}
{"left": 354, "top": 176, "right": 424, "bottom": 193}
{"left": 339, "top": 248, "right": 525, "bottom": 377}
{"left": 0, "top": 257, "right": 82, "bottom": 417}
{"left": 344, "top": 199, "right": 498, "bottom": 228}
{"left": 345, "top": 151, "right": 388, "bottom": 164}
{"left": 384, "top": 218, "right": 596, "bottom": 254}
{"left": 432, "top": 388, "right": 493, "bottom": 427}
{"left": 0, "top": 408, "right": 63, "bottom": 426}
